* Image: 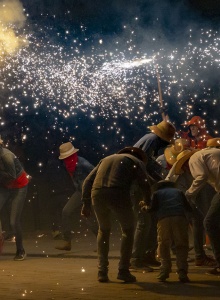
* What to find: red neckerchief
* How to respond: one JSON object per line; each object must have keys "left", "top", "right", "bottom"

{"left": 64, "top": 153, "right": 78, "bottom": 173}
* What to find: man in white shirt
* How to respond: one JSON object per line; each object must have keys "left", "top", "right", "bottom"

{"left": 185, "top": 138, "right": 220, "bottom": 275}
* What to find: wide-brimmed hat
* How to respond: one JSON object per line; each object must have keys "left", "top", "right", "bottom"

{"left": 207, "top": 138, "right": 220, "bottom": 148}
{"left": 152, "top": 180, "right": 176, "bottom": 193}
{"left": 164, "top": 138, "right": 190, "bottom": 166}
{"left": 149, "top": 120, "right": 176, "bottom": 143}
{"left": 174, "top": 149, "right": 198, "bottom": 175}
{"left": 59, "top": 142, "right": 79, "bottom": 159}
{"left": 117, "top": 146, "right": 148, "bottom": 164}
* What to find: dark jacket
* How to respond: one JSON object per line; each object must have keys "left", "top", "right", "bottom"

{"left": 81, "top": 153, "right": 151, "bottom": 206}
{"left": 46, "top": 156, "right": 94, "bottom": 196}
{"left": 147, "top": 187, "right": 192, "bottom": 220}
{"left": 134, "top": 133, "right": 169, "bottom": 181}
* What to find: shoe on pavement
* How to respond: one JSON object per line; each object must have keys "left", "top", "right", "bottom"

{"left": 117, "top": 269, "right": 136, "bottom": 282}
{"left": 157, "top": 271, "right": 169, "bottom": 282}
{"left": 55, "top": 240, "right": 71, "bottom": 251}
{"left": 98, "top": 271, "right": 109, "bottom": 282}
{"left": 178, "top": 270, "right": 190, "bottom": 283}
{"left": 206, "top": 267, "right": 220, "bottom": 276}
{"left": 14, "top": 250, "right": 26, "bottom": 261}
{"left": 195, "top": 255, "right": 217, "bottom": 267}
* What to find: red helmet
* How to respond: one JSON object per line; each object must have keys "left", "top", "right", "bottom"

{"left": 182, "top": 116, "right": 205, "bottom": 129}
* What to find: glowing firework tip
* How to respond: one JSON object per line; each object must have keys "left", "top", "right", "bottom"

{"left": 121, "top": 58, "right": 153, "bottom": 68}
{"left": 101, "top": 57, "right": 154, "bottom": 73}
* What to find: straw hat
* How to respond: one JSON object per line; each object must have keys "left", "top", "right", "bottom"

{"left": 59, "top": 142, "right": 79, "bottom": 159}
{"left": 164, "top": 138, "right": 190, "bottom": 166}
{"left": 149, "top": 120, "right": 176, "bottom": 143}
{"left": 207, "top": 138, "right": 220, "bottom": 148}
{"left": 117, "top": 146, "right": 148, "bottom": 164}
{"left": 174, "top": 149, "right": 198, "bottom": 175}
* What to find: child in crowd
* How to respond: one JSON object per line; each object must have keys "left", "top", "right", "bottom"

{"left": 142, "top": 180, "right": 192, "bottom": 282}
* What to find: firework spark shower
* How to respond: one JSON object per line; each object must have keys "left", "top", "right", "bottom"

{"left": 0, "top": 0, "right": 27, "bottom": 56}
{"left": 0, "top": 0, "right": 220, "bottom": 167}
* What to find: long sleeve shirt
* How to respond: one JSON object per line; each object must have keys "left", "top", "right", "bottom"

{"left": 186, "top": 148, "right": 220, "bottom": 197}
{"left": 81, "top": 153, "right": 151, "bottom": 206}
{"left": 134, "top": 133, "right": 168, "bottom": 157}
{"left": 134, "top": 133, "right": 169, "bottom": 181}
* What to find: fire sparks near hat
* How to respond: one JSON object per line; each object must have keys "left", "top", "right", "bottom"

{"left": 0, "top": 0, "right": 220, "bottom": 167}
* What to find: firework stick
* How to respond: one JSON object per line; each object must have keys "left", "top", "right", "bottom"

{"left": 156, "top": 65, "right": 168, "bottom": 121}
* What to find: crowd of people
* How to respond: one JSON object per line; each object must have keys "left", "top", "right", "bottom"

{"left": 0, "top": 115, "right": 220, "bottom": 284}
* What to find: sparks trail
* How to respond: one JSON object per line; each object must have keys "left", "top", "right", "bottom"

{"left": 1, "top": 27, "right": 220, "bottom": 131}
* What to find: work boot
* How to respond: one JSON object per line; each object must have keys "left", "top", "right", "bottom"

{"left": 195, "top": 255, "right": 216, "bottom": 267}
{"left": 55, "top": 240, "right": 71, "bottom": 251}
{"left": 117, "top": 269, "right": 136, "bottom": 282}
{"left": 157, "top": 271, "right": 169, "bottom": 282}
{"left": 178, "top": 269, "right": 190, "bottom": 283}
{"left": 98, "top": 271, "right": 109, "bottom": 282}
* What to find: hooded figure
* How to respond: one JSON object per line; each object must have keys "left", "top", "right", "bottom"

{"left": 181, "top": 116, "right": 212, "bottom": 149}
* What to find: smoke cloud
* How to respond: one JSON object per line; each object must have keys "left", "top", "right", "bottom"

{"left": 0, "top": 0, "right": 27, "bottom": 56}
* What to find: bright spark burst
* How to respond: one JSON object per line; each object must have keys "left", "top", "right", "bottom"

{"left": 1, "top": 20, "right": 220, "bottom": 147}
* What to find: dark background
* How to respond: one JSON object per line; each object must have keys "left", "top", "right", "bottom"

{"left": 0, "top": 0, "right": 220, "bottom": 230}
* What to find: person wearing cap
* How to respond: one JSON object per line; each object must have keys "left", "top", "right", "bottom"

{"left": 0, "top": 137, "right": 30, "bottom": 260}
{"left": 141, "top": 180, "right": 192, "bottom": 282}
{"left": 181, "top": 116, "right": 212, "bottom": 149}
{"left": 185, "top": 138, "right": 220, "bottom": 275}
{"left": 81, "top": 147, "right": 151, "bottom": 283}
{"left": 131, "top": 120, "right": 176, "bottom": 269}
{"left": 54, "top": 142, "right": 97, "bottom": 251}
{"left": 166, "top": 149, "right": 217, "bottom": 267}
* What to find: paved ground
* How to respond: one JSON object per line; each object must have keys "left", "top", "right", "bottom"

{"left": 1, "top": 230, "right": 220, "bottom": 300}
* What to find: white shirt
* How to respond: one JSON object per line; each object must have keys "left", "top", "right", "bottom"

{"left": 186, "top": 148, "right": 220, "bottom": 196}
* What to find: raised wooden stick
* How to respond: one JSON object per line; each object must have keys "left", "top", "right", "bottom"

{"left": 156, "top": 65, "right": 168, "bottom": 121}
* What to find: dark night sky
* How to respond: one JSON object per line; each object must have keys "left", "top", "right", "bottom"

{"left": 1, "top": 0, "right": 220, "bottom": 172}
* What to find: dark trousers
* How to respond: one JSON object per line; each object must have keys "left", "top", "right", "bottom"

{"left": 0, "top": 186, "right": 27, "bottom": 252}
{"left": 92, "top": 188, "right": 135, "bottom": 272}
{"left": 204, "top": 193, "right": 220, "bottom": 267}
